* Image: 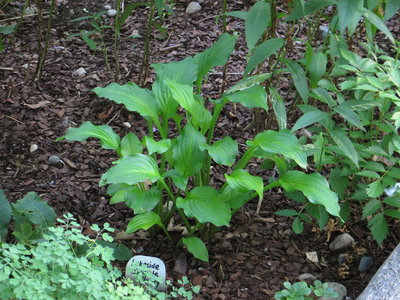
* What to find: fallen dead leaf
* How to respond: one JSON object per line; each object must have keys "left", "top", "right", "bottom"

{"left": 23, "top": 100, "right": 51, "bottom": 109}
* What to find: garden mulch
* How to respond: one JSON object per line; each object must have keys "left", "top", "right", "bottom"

{"left": 1, "top": 1, "right": 400, "bottom": 299}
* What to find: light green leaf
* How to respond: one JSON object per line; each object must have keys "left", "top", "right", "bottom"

{"left": 57, "top": 121, "right": 120, "bottom": 150}
{"left": 120, "top": 132, "right": 143, "bottom": 157}
{"left": 0, "top": 24, "right": 17, "bottom": 35}
{"left": 226, "top": 11, "right": 247, "bottom": 20}
{"left": 245, "top": 1, "right": 271, "bottom": 49}
{"left": 361, "top": 8, "right": 395, "bottom": 45}
{"left": 291, "top": 110, "right": 328, "bottom": 132}
{"left": 126, "top": 212, "right": 163, "bottom": 233}
{"left": 253, "top": 130, "right": 307, "bottom": 169}
{"left": 164, "top": 169, "right": 189, "bottom": 191}
{"left": 0, "top": 190, "right": 11, "bottom": 241}
{"left": 283, "top": 59, "right": 309, "bottom": 102}
{"left": 334, "top": 104, "right": 364, "bottom": 131}
{"left": 143, "top": 137, "right": 171, "bottom": 155}
{"left": 194, "top": 33, "right": 237, "bottom": 83}
{"left": 366, "top": 180, "right": 383, "bottom": 198}
{"left": 200, "top": 136, "right": 238, "bottom": 167}
{"left": 308, "top": 51, "right": 327, "bottom": 88}
{"left": 279, "top": 171, "right": 341, "bottom": 218}
{"left": 337, "top": 0, "right": 363, "bottom": 34}
{"left": 330, "top": 130, "right": 359, "bottom": 167}
{"left": 182, "top": 237, "right": 209, "bottom": 262}
{"left": 362, "top": 199, "right": 382, "bottom": 219}
{"left": 356, "top": 170, "right": 380, "bottom": 178}
{"left": 292, "top": 217, "right": 304, "bottom": 234}
{"left": 368, "top": 213, "right": 388, "bottom": 244}
{"left": 270, "top": 88, "right": 287, "bottom": 130}
{"left": 383, "top": 197, "right": 400, "bottom": 208}
{"left": 125, "top": 186, "right": 161, "bottom": 214}
{"left": 100, "top": 154, "right": 161, "bottom": 186}
{"left": 225, "top": 169, "right": 263, "bottom": 202}
{"left": 176, "top": 186, "right": 231, "bottom": 226}
{"left": 13, "top": 192, "right": 56, "bottom": 226}
{"left": 226, "top": 73, "right": 271, "bottom": 94}
{"left": 244, "top": 38, "right": 284, "bottom": 75}
{"left": 221, "top": 186, "right": 254, "bottom": 210}
{"left": 385, "top": 0, "right": 400, "bottom": 20}
{"left": 93, "top": 82, "right": 158, "bottom": 119}
{"left": 285, "top": 0, "right": 305, "bottom": 22}
{"left": 172, "top": 124, "right": 206, "bottom": 177}
{"left": 225, "top": 84, "right": 268, "bottom": 111}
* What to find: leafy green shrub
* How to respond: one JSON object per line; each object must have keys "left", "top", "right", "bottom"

{"left": 0, "top": 214, "right": 198, "bottom": 300}
{"left": 0, "top": 190, "right": 55, "bottom": 244}
{"left": 58, "top": 33, "right": 341, "bottom": 261}
{"left": 274, "top": 280, "right": 338, "bottom": 300}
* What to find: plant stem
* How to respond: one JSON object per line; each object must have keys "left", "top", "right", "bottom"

{"left": 139, "top": 0, "right": 156, "bottom": 86}
{"left": 233, "top": 144, "right": 258, "bottom": 171}
{"left": 113, "top": 0, "right": 122, "bottom": 81}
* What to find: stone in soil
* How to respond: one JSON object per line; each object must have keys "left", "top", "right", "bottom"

{"left": 329, "top": 233, "right": 354, "bottom": 252}
{"left": 186, "top": 2, "right": 202, "bottom": 14}
{"left": 319, "top": 282, "right": 347, "bottom": 300}
{"left": 358, "top": 256, "right": 373, "bottom": 273}
{"left": 48, "top": 155, "right": 62, "bottom": 165}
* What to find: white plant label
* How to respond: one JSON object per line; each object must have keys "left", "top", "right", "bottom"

{"left": 126, "top": 255, "right": 166, "bottom": 291}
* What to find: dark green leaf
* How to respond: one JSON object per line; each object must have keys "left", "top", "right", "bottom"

{"left": 383, "top": 197, "right": 400, "bottom": 208}
{"left": 330, "top": 130, "right": 359, "bottom": 167}
{"left": 182, "top": 237, "right": 209, "bottom": 262}
{"left": 120, "top": 132, "right": 143, "bottom": 157}
{"left": 361, "top": 8, "right": 395, "bottom": 45}
{"left": 291, "top": 110, "right": 328, "bottom": 132}
{"left": 334, "top": 104, "right": 364, "bottom": 131}
{"left": 337, "top": 0, "right": 363, "bottom": 34}
{"left": 225, "top": 84, "right": 268, "bottom": 111}
{"left": 292, "top": 217, "right": 304, "bottom": 234}
{"left": 366, "top": 180, "right": 383, "bottom": 198}
{"left": 143, "top": 137, "right": 172, "bottom": 155}
{"left": 368, "top": 213, "right": 388, "bottom": 244}
{"left": 0, "top": 24, "right": 17, "bottom": 35}
{"left": 275, "top": 209, "right": 298, "bottom": 217}
{"left": 221, "top": 186, "right": 254, "bottom": 210}
{"left": 283, "top": 59, "right": 309, "bottom": 102}
{"left": 356, "top": 170, "right": 380, "bottom": 178}
{"left": 384, "top": 209, "right": 400, "bottom": 219}
{"left": 245, "top": 1, "right": 271, "bottom": 49}
{"left": 270, "top": 88, "right": 287, "bottom": 130}
{"left": 125, "top": 186, "right": 162, "bottom": 214}
{"left": 245, "top": 38, "right": 284, "bottom": 74}
{"left": 362, "top": 199, "right": 382, "bottom": 219}
{"left": 126, "top": 212, "right": 163, "bottom": 233}
{"left": 308, "top": 51, "right": 327, "bottom": 88}
{"left": 200, "top": 136, "right": 238, "bottom": 167}
{"left": 0, "top": 190, "right": 11, "bottom": 241}
{"left": 385, "top": 0, "right": 400, "bottom": 20}
{"left": 225, "top": 170, "right": 264, "bottom": 202}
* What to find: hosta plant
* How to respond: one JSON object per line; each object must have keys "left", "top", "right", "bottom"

{"left": 58, "top": 33, "right": 341, "bottom": 261}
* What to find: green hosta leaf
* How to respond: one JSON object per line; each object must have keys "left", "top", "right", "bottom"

{"left": 164, "top": 79, "right": 211, "bottom": 132}
{"left": 152, "top": 80, "right": 179, "bottom": 119}
{"left": 143, "top": 137, "right": 171, "bottom": 155}
{"left": 164, "top": 169, "right": 189, "bottom": 191}
{"left": 0, "top": 24, "right": 17, "bottom": 35}
{"left": 100, "top": 154, "right": 161, "bottom": 186}
{"left": 245, "top": 1, "right": 271, "bottom": 50}
{"left": 270, "top": 88, "right": 287, "bottom": 130}
{"left": 125, "top": 186, "right": 161, "bottom": 214}
{"left": 275, "top": 209, "right": 298, "bottom": 217}
{"left": 120, "top": 133, "right": 143, "bottom": 157}
{"left": 221, "top": 186, "right": 254, "bottom": 210}
{"left": 292, "top": 217, "right": 304, "bottom": 234}
{"left": 176, "top": 187, "right": 231, "bottom": 226}
{"left": 368, "top": 213, "right": 388, "bottom": 244}
{"left": 283, "top": 59, "right": 309, "bottom": 103}
{"left": 291, "top": 110, "right": 328, "bottom": 132}
{"left": 126, "top": 212, "right": 163, "bottom": 233}
{"left": 384, "top": 197, "right": 400, "bottom": 208}
{"left": 182, "top": 237, "right": 209, "bottom": 262}
{"left": 58, "top": 121, "right": 120, "bottom": 150}
{"left": 0, "top": 190, "right": 11, "bottom": 241}
{"left": 93, "top": 82, "right": 158, "bottom": 119}
{"left": 225, "top": 84, "right": 268, "bottom": 111}
{"left": 253, "top": 130, "right": 307, "bottom": 169}
{"left": 226, "top": 73, "right": 271, "bottom": 94}
{"left": 330, "top": 130, "right": 359, "bottom": 167}
{"left": 13, "top": 192, "right": 56, "bottom": 227}
{"left": 308, "top": 51, "right": 327, "bottom": 88}
{"left": 200, "top": 136, "right": 238, "bottom": 167}
{"left": 194, "top": 33, "right": 237, "bottom": 83}
{"left": 362, "top": 199, "right": 382, "bottom": 219}
{"left": 385, "top": 0, "right": 400, "bottom": 20}
{"left": 225, "top": 169, "right": 264, "bottom": 202}
{"left": 334, "top": 104, "right": 364, "bottom": 131}
{"left": 366, "top": 180, "right": 383, "bottom": 198}
{"left": 244, "top": 38, "right": 284, "bottom": 75}
{"left": 361, "top": 8, "right": 395, "bottom": 45}
{"left": 337, "top": 0, "right": 363, "bottom": 34}
{"left": 152, "top": 56, "right": 198, "bottom": 86}
{"left": 226, "top": 11, "right": 247, "bottom": 20}
{"left": 172, "top": 124, "right": 206, "bottom": 177}
{"left": 279, "top": 171, "right": 341, "bottom": 218}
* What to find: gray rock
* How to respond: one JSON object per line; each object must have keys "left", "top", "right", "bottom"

{"left": 329, "top": 233, "right": 354, "bottom": 252}
{"left": 338, "top": 254, "right": 347, "bottom": 266}
{"left": 73, "top": 67, "right": 86, "bottom": 77}
{"left": 297, "top": 273, "right": 317, "bottom": 281}
{"left": 48, "top": 155, "right": 61, "bottom": 165}
{"left": 107, "top": 9, "right": 117, "bottom": 17}
{"left": 358, "top": 256, "right": 373, "bottom": 273}
{"left": 319, "top": 282, "right": 347, "bottom": 300}
{"left": 185, "top": 2, "right": 201, "bottom": 14}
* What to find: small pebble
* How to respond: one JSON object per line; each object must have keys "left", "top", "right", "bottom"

{"left": 329, "top": 233, "right": 354, "bottom": 252}
{"left": 107, "top": 9, "right": 117, "bottom": 17}
{"left": 338, "top": 254, "right": 347, "bottom": 266}
{"left": 48, "top": 155, "right": 61, "bottom": 165}
{"left": 186, "top": 2, "right": 202, "bottom": 14}
{"left": 297, "top": 273, "right": 317, "bottom": 281}
{"left": 30, "top": 144, "right": 38, "bottom": 153}
{"left": 104, "top": 5, "right": 111, "bottom": 10}
{"left": 73, "top": 67, "right": 87, "bottom": 77}
{"left": 123, "top": 122, "right": 132, "bottom": 128}
{"left": 319, "top": 282, "right": 347, "bottom": 300}
{"left": 358, "top": 256, "right": 373, "bottom": 273}
{"left": 136, "top": 246, "right": 144, "bottom": 254}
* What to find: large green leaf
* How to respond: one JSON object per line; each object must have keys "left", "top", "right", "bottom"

{"left": 13, "top": 192, "right": 56, "bottom": 227}
{"left": 334, "top": 104, "right": 364, "bottom": 131}
{"left": 285, "top": 0, "right": 305, "bottom": 22}
{"left": 58, "top": 121, "right": 120, "bottom": 150}
{"left": 279, "top": 171, "right": 341, "bottom": 217}
{"left": 225, "top": 170, "right": 263, "bottom": 202}
{"left": 126, "top": 212, "right": 163, "bottom": 233}
{"left": 291, "top": 110, "right": 328, "bottom": 132}
{"left": 226, "top": 73, "right": 271, "bottom": 94}
{"left": 93, "top": 82, "right": 158, "bottom": 119}
{"left": 329, "top": 130, "right": 359, "bottom": 167}
{"left": 385, "top": 0, "right": 400, "bottom": 20}
{"left": 283, "top": 59, "right": 309, "bottom": 103}
{"left": 337, "top": 0, "right": 363, "bottom": 34}
{"left": 244, "top": 38, "right": 284, "bottom": 75}
{"left": 307, "top": 51, "right": 327, "bottom": 88}
{"left": 0, "top": 190, "right": 11, "bottom": 241}
{"left": 182, "top": 237, "right": 209, "bottom": 262}
{"left": 225, "top": 84, "right": 268, "bottom": 111}
{"left": 285, "top": 0, "right": 336, "bottom": 21}
{"left": 194, "top": 33, "right": 237, "bottom": 83}
{"left": 125, "top": 186, "right": 161, "bottom": 214}
{"left": 120, "top": 132, "right": 143, "bottom": 157}
{"left": 221, "top": 186, "right": 254, "bottom": 210}
{"left": 143, "top": 137, "right": 172, "bottom": 155}
{"left": 164, "top": 79, "right": 211, "bottom": 132}
{"left": 253, "top": 130, "right": 307, "bottom": 169}
{"left": 361, "top": 8, "right": 396, "bottom": 45}
{"left": 172, "top": 124, "right": 206, "bottom": 177}
{"left": 270, "top": 88, "right": 287, "bottom": 130}
{"left": 176, "top": 186, "right": 231, "bottom": 226}
{"left": 100, "top": 154, "right": 161, "bottom": 186}
{"left": 245, "top": 1, "right": 271, "bottom": 50}
{"left": 200, "top": 136, "right": 238, "bottom": 167}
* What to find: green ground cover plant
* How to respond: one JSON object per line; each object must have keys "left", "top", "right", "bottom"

{"left": 274, "top": 280, "right": 338, "bottom": 300}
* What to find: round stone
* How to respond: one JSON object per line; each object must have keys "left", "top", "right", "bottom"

{"left": 48, "top": 155, "right": 61, "bottom": 165}
{"left": 186, "top": 2, "right": 202, "bottom": 14}
{"left": 329, "top": 233, "right": 354, "bottom": 252}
